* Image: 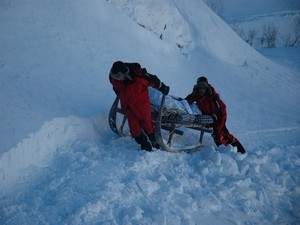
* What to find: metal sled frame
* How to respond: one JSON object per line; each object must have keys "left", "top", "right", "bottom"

{"left": 108, "top": 95, "right": 213, "bottom": 153}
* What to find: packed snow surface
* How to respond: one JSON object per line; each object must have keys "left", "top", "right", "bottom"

{"left": 0, "top": 0, "right": 299, "bottom": 224}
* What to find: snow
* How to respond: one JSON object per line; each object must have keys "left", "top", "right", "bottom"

{"left": 1, "top": 0, "right": 300, "bottom": 224}
{"left": 222, "top": 0, "right": 300, "bottom": 48}
{"left": 223, "top": 0, "right": 300, "bottom": 18}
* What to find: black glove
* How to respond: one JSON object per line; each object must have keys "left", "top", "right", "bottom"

{"left": 113, "top": 87, "right": 119, "bottom": 95}
{"left": 159, "top": 83, "right": 170, "bottom": 95}
{"left": 211, "top": 114, "right": 218, "bottom": 123}
{"left": 142, "top": 68, "right": 148, "bottom": 74}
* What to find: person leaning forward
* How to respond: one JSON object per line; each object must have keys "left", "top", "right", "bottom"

{"left": 185, "top": 76, "right": 246, "bottom": 154}
{"left": 109, "top": 61, "right": 170, "bottom": 152}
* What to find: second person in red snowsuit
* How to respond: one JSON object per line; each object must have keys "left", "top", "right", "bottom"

{"left": 185, "top": 76, "right": 246, "bottom": 154}
{"left": 109, "top": 61, "right": 170, "bottom": 152}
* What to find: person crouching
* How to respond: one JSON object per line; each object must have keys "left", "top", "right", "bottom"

{"left": 185, "top": 76, "right": 246, "bottom": 154}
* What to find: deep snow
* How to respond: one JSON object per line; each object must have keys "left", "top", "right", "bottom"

{"left": 0, "top": 0, "right": 300, "bottom": 224}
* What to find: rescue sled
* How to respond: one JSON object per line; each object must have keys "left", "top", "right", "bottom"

{"left": 108, "top": 94, "right": 214, "bottom": 153}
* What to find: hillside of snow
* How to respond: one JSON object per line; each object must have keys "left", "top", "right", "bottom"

{"left": 222, "top": 0, "right": 300, "bottom": 48}
{"left": 1, "top": 0, "right": 300, "bottom": 224}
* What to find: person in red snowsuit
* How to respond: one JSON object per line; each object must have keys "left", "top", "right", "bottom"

{"left": 185, "top": 76, "right": 246, "bottom": 154}
{"left": 109, "top": 61, "right": 169, "bottom": 152}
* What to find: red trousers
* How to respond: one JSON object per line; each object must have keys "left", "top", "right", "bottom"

{"left": 125, "top": 108, "right": 154, "bottom": 138}
{"left": 212, "top": 119, "right": 237, "bottom": 146}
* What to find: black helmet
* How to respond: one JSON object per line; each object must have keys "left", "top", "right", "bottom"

{"left": 111, "top": 61, "right": 127, "bottom": 74}
{"left": 110, "top": 61, "right": 130, "bottom": 81}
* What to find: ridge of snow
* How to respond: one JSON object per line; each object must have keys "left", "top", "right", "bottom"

{"left": 0, "top": 116, "right": 100, "bottom": 194}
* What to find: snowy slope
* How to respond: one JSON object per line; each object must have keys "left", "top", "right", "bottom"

{"left": 222, "top": 0, "right": 300, "bottom": 48}
{"left": 223, "top": 0, "right": 300, "bottom": 18}
{"left": 1, "top": 0, "right": 300, "bottom": 224}
{"left": 224, "top": 9, "right": 300, "bottom": 48}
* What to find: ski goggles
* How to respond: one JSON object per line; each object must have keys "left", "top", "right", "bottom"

{"left": 110, "top": 67, "right": 130, "bottom": 81}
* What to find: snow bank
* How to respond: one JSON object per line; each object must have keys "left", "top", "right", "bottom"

{"left": 108, "top": 0, "right": 271, "bottom": 65}
{"left": 2, "top": 125, "right": 299, "bottom": 224}
{"left": 0, "top": 116, "right": 100, "bottom": 195}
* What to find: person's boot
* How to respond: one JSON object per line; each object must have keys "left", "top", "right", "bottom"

{"left": 148, "top": 133, "right": 160, "bottom": 149}
{"left": 135, "top": 132, "right": 152, "bottom": 152}
{"left": 232, "top": 140, "right": 246, "bottom": 154}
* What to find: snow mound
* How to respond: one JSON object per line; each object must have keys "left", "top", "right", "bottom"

{"left": 0, "top": 116, "right": 100, "bottom": 195}
{"left": 108, "top": 0, "right": 269, "bottom": 65}
{"left": 2, "top": 126, "right": 299, "bottom": 224}
{"left": 108, "top": 0, "right": 192, "bottom": 51}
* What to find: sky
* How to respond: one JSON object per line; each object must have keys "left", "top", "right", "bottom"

{"left": 0, "top": 0, "right": 299, "bottom": 224}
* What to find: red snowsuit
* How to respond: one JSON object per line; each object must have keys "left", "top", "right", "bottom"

{"left": 185, "top": 85, "right": 237, "bottom": 146}
{"left": 110, "top": 63, "right": 164, "bottom": 138}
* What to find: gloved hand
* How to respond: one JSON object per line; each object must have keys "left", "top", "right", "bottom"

{"left": 113, "top": 87, "right": 119, "bottom": 95}
{"left": 211, "top": 114, "right": 218, "bottom": 123}
{"left": 159, "top": 83, "right": 170, "bottom": 95}
{"left": 142, "top": 68, "right": 148, "bottom": 74}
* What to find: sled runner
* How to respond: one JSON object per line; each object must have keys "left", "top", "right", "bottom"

{"left": 108, "top": 94, "right": 214, "bottom": 153}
